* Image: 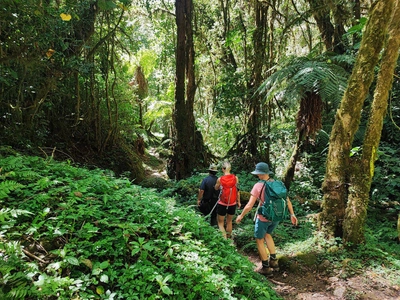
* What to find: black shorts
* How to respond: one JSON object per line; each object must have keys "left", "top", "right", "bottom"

{"left": 217, "top": 203, "right": 236, "bottom": 216}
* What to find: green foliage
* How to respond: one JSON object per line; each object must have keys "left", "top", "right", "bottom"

{"left": 0, "top": 0, "right": 148, "bottom": 179}
{"left": 370, "top": 144, "right": 400, "bottom": 203}
{"left": 258, "top": 55, "right": 350, "bottom": 109}
{"left": 0, "top": 154, "right": 280, "bottom": 299}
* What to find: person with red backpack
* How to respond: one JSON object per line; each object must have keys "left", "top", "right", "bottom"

{"left": 214, "top": 161, "right": 241, "bottom": 239}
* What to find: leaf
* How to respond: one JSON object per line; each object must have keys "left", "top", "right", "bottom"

{"left": 66, "top": 256, "right": 80, "bottom": 266}
{"left": 131, "top": 248, "right": 140, "bottom": 256}
{"left": 161, "top": 285, "right": 173, "bottom": 295}
{"left": 60, "top": 13, "right": 72, "bottom": 21}
{"left": 81, "top": 258, "right": 93, "bottom": 269}
{"left": 46, "top": 49, "right": 55, "bottom": 58}
{"left": 96, "top": 285, "right": 104, "bottom": 295}
{"left": 99, "top": 261, "right": 109, "bottom": 269}
{"left": 92, "top": 268, "right": 102, "bottom": 275}
{"left": 100, "top": 274, "right": 109, "bottom": 283}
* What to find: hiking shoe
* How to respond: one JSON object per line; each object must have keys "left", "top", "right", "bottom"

{"left": 269, "top": 258, "right": 279, "bottom": 271}
{"left": 256, "top": 266, "right": 273, "bottom": 276}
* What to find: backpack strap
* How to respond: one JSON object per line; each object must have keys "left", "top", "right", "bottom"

{"left": 227, "top": 187, "right": 232, "bottom": 206}
{"left": 254, "top": 180, "right": 266, "bottom": 221}
{"left": 258, "top": 180, "right": 267, "bottom": 200}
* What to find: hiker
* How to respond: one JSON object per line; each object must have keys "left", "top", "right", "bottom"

{"left": 197, "top": 164, "right": 220, "bottom": 226}
{"left": 235, "top": 162, "right": 298, "bottom": 276}
{"left": 214, "top": 161, "right": 241, "bottom": 239}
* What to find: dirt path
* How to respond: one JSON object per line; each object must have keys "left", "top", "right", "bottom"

{"left": 246, "top": 253, "right": 400, "bottom": 300}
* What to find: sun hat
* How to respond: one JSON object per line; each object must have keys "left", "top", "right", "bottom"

{"left": 208, "top": 164, "right": 218, "bottom": 172}
{"left": 251, "top": 162, "right": 274, "bottom": 175}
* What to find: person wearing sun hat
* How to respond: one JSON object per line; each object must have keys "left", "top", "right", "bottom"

{"left": 197, "top": 163, "right": 220, "bottom": 226}
{"left": 236, "top": 162, "right": 298, "bottom": 276}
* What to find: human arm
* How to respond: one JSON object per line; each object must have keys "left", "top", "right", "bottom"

{"left": 236, "top": 194, "right": 257, "bottom": 224}
{"left": 197, "top": 189, "right": 204, "bottom": 206}
{"left": 214, "top": 178, "right": 221, "bottom": 190}
{"left": 287, "top": 198, "right": 298, "bottom": 226}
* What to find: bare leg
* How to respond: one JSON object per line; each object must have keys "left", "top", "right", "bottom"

{"left": 217, "top": 214, "right": 226, "bottom": 238}
{"left": 225, "top": 214, "right": 233, "bottom": 237}
{"left": 256, "top": 238, "right": 269, "bottom": 261}
{"left": 264, "top": 233, "right": 276, "bottom": 255}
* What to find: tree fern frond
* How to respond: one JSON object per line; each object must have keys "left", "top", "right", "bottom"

{"left": 261, "top": 57, "right": 350, "bottom": 109}
{"left": 328, "top": 53, "right": 356, "bottom": 69}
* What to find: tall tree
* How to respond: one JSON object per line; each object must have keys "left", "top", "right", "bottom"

{"left": 246, "top": 1, "right": 268, "bottom": 157}
{"left": 319, "top": 0, "right": 396, "bottom": 240}
{"left": 307, "top": 0, "right": 351, "bottom": 54}
{"left": 168, "top": 0, "right": 206, "bottom": 179}
{"left": 343, "top": 0, "right": 400, "bottom": 244}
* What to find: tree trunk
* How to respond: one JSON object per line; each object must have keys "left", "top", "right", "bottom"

{"left": 343, "top": 0, "right": 400, "bottom": 245}
{"left": 284, "top": 93, "right": 322, "bottom": 190}
{"left": 319, "top": 0, "right": 395, "bottom": 238}
{"left": 168, "top": 0, "right": 203, "bottom": 180}
{"left": 283, "top": 129, "right": 304, "bottom": 190}
{"left": 307, "top": 0, "right": 348, "bottom": 54}
{"left": 246, "top": 1, "right": 268, "bottom": 156}
{"left": 308, "top": 0, "right": 335, "bottom": 52}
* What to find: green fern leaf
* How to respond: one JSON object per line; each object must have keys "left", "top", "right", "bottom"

{"left": 0, "top": 180, "right": 24, "bottom": 199}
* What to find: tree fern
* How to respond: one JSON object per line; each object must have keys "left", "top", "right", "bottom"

{"left": 258, "top": 55, "right": 350, "bottom": 108}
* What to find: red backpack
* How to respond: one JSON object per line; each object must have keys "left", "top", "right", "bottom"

{"left": 219, "top": 174, "right": 238, "bottom": 205}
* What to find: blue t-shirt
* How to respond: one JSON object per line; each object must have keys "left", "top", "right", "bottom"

{"left": 200, "top": 174, "right": 219, "bottom": 201}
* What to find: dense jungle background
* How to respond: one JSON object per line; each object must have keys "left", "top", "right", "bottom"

{"left": 1, "top": 0, "right": 400, "bottom": 299}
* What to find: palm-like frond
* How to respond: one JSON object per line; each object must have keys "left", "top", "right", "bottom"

{"left": 258, "top": 55, "right": 350, "bottom": 108}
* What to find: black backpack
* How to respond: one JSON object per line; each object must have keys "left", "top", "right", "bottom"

{"left": 258, "top": 179, "right": 288, "bottom": 222}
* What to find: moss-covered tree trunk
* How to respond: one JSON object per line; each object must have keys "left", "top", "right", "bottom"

{"left": 343, "top": 1, "right": 400, "bottom": 245}
{"left": 319, "top": 0, "right": 395, "bottom": 238}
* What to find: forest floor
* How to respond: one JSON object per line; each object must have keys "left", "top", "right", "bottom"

{"left": 245, "top": 252, "right": 400, "bottom": 300}
{"left": 143, "top": 152, "right": 400, "bottom": 300}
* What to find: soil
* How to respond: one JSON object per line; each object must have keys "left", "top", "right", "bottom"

{"left": 246, "top": 252, "right": 400, "bottom": 300}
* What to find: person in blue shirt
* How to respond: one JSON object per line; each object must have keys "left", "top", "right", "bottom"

{"left": 197, "top": 164, "right": 220, "bottom": 226}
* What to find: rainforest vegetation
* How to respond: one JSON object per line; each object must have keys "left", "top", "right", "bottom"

{"left": 1, "top": 0, "right": 400, "bottom": 299}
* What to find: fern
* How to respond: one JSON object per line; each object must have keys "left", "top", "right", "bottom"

{"left": 258, "top": 55, "right": 350, "bottom": 109}
{"left": 0, "top": 208, "right": 32, "bottom": 222}
{"left": 1, "top": 272, "right": 31, "bottom": 299}
{"left": 0, "top": 181, "right": 24, "bottom": 200}
{"left": 15, "top": 170, "right": 41, "bottom": 181}
{"left": 35, "top": 177, "right": 52, "bottom": 190}
{"left": 0, "top": 240, "right": 36, "bottom": 300}
{"left": 0, "top": 156, "right": 25, "bottom": 172}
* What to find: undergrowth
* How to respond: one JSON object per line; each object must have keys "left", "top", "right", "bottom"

{"left": 0, "top": 154, "right": 279, "bottom": 299}
{"left": 1, "top": 152, "right": 399, "bottom": 299}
